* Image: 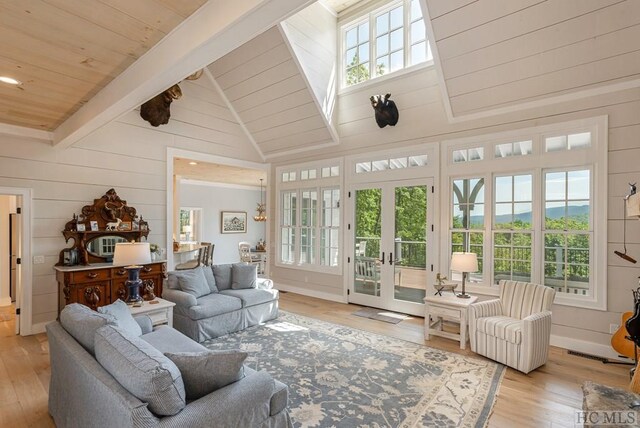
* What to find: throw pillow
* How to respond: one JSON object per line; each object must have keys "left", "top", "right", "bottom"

{"left": 202, "top": 266, "right": 218, "bottom": 293}
{"left": 176, "top": 267, "right": 210, "bottom": 298}
{"left": 231, "top": 263, "right": 257, "bottom": 290}
{"left": 212, "top": 264, "right": 233, "bottom": 290}
{"left": 98, "top": 299, "right": 142, "bottom": 337}
{"left": 59, "top": 303, "right": 116, "bottom": 355}
{"left": 95, "top": 325, "right": 186, "bottom": 416}
{"left": 164, "top": 350, "right": 247, "bottom": 400}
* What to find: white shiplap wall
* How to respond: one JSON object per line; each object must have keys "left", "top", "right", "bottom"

{"left": 269, "top": 63, "right": 640, "bottom": 355}
{"left": 281, "top": 2, "right": 338, "bottom": 126}
{"left": 208, "top": 27, "right": 335, "bottom": 158}
{"left": 1, "top": 93, "right": 261, "bottom": 332}
{"left": 425, "top": 0, "right": 640, "bottom": 117}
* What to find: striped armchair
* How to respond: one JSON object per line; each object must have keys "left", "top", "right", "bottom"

{"left": 468, "top": 280, "right": 556, "bottom": 374}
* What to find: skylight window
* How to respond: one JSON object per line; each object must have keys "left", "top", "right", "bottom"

{"left": 342, "top": 0, "right": 431, "bottom": 87}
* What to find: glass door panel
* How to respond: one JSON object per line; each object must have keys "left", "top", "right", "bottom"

{"left": 393, "top": 185, "right": 427, "bottom": 304}
{"left": 349, "top": 179, "right": 433, "bottom": 315}
{"left": 354, "top": 188, "right": 382, "bottom": 297}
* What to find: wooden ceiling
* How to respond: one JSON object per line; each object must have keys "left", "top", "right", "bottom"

{"left": 0, "top": 0, "right": 208, "bottom": 131}
{"left": 174, "top": 157, "right": 267, "bottom": 186}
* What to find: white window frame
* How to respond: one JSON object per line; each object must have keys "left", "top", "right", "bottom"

{"left": 440, "top": 116, "right": 607, "bottom": 310}
{"left": 276, "top": 159, "right": 343, "bottom": 274}
{"left": 339, "top": 0, "right": 431, "bottom": 89}
{"left": 179, "top": 207, "right": 202, "bottom": 244}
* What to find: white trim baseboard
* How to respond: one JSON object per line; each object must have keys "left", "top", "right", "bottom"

{"left": 550, "top": 334, "right": 628, "bottom": 363}
{"left": 31, "top": 321, "right": 51, "bottom": 335}
{"left": 275, "top": 281, "right": 347, "bottom": 304}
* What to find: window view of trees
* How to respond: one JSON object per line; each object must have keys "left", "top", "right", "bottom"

{"left": 451, "top": 178, "right": 484, "bottom": 282}
{"left": 394, "top": 186, "right": 427, "bottom": 269}
{"left": 343, "top": 0, "right": 429, "bottom": 87}
{"left": 449, "top": 170, "right": 591, "bottom": 295}
{"left": 543, "top": 170, "right": 590, "bottom": 295}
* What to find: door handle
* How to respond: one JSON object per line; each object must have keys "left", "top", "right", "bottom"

{"left": 389, "top": 252, "right": 393, "bottom": 265}
{"left": 380, "top": 252, "right": 385, "bottom": 264}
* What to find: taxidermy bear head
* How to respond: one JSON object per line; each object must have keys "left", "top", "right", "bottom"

{"left": 370, "top": 93, "right": 399, "bottom": 128}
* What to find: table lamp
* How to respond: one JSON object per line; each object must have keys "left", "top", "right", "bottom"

{"left": 113, "top": 242, "right": 151, "bottom": 305}
{"left": 450, "top": 252, "right": 478, "bottom": 299}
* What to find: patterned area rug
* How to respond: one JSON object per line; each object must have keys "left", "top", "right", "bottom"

{"left": 203, "top": 311, "right": 504, "bottom": 428}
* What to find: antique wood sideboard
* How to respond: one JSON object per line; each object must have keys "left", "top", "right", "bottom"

{"left": 54, "top": 261, "right": 166, "bottom": 313}
{"left": 55, "top": 188, "right": 166, "bottom": 313}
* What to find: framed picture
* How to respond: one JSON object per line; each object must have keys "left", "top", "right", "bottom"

{"left": 90, "top": 220, "right": 99, "bottom": 231}
{"left": 132, "top": 221, "right": 139, "bottom": 231}
{"left": 119, "top": 221, "right": 132, "bottom": 231}
{"left": 221, "top": 211, "right": 247, "bottom": 234}
{"left": 76, "top": 223, "right": 86, "bottom": 232}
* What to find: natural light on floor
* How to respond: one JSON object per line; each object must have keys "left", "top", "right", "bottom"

{"left": 265, "top": 322, "right": 309, "bottom": 332}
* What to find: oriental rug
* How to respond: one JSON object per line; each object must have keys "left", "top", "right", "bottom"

{"left": 203, "top": 311, "right": 504, "bottom": 428}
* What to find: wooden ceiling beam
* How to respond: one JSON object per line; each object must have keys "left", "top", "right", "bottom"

{"left": 52, "top": 0, "right": 315, "bottom": 149}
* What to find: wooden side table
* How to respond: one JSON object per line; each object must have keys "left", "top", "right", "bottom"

{"left": 424, "top": 293, "right": 478, "bottom": 349}
{"left": 129, "top": 298, "right": 176, "bottom": 327}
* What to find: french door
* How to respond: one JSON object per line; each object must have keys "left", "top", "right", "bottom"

{"left": 348, "top": 179, "right": 433, "bottom": 316}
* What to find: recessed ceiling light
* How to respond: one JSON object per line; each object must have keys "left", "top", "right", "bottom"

{"left": 189, "top": 161, "right": 198, "bottom": 166}
{"left": 0, "top": 76, "right": 22, "bottom": 85}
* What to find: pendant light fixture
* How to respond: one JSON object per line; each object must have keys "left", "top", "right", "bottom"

{"left": 254, "top": 179, "right": 267, "bottom": 222}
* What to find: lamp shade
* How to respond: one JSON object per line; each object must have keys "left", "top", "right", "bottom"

{"left": 450, "top": 252, "right": 478, "bottom": 272}
{"left": 182, "top": 225, "right": 192, "bottom": 233}
{"left": 113, "top": 242, "right": 151, "bottom": 266}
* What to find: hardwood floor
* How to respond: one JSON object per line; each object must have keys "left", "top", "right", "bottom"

{"left": 0, "top": 293, "right": 631, "bottom": 427}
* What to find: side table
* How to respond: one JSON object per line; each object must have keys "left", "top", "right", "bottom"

{"left": 129, "top": 298, "right": 176, "bottom": 327}
{"left": 424, "top": 293, "right": 478, "bottom": 349}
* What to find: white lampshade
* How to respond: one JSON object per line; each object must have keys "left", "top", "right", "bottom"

{"left": 113, "top": 242, "right": 151, "bottom": 266}
{"left": 450, "top": 252, "right": 478, "bottom": 273}
{"left": 182, "top": 225, "right": 192, "bottom": 233}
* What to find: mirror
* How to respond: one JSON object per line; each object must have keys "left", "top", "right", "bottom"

{"left": 58, "top": 189, "right": 151, "bottom": 266}
{"left": 86, "top": 235, "right": 129, "bottom": 261}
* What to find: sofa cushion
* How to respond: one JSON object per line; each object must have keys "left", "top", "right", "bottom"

{"left": 94, "top": 325, "right": 186, "bottom": 416}
{"left": 220, "top": 289, "right": 279, "bottom": 308}
{"left": 231, "top": 263, "right": 257, "bottom": 290}
{"left": 59, "top": 303, "right": 116, "bottom": 355}
{"left": 165, "top": 350, "right": 247, "bottom": 400}
{"left": 187, "top": 293, "right": 243, "bottom": 320}
{"left": 176, "top": 268, "right": 210, "bottom": 298}
{"left": 141, "top": 325, "right": 208, "bottom": 354}
{"left": 98, "top": 299, "right": 142, "bottom": 337}
{"left": 476, "top": 315, "right": 522, "bottom": 344}
{"left": 212, "top": 264, "right": 233, "bottom": 290}
{"left": 202, "top": 266, "right": 218, "bottom": 293}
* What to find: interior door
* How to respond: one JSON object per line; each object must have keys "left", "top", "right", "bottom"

{"left": 349, "top": 179, "right": 432, "bottom": 316}
{"left": 12, "top": 208, "right": 21, "bottom": 335}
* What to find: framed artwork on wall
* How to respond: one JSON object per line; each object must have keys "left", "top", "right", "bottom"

{"left": 221, "top": 211, "right": 247, "bottom": 234}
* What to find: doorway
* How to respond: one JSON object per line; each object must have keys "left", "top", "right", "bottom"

{"left": 348, "top": 179, "right": 434, "bottom": 316}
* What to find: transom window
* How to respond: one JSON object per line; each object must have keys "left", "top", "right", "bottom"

{"left": 342, "top": 0, "right": 431, "bottom": 87}
{"left": 442, "top": 116, "right": 607, "bottom": 310}
{"left": 277, "top": 160, "right": 342, "bottom": 274}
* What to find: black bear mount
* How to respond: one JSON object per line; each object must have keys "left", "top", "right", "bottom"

{"left": 370, "top": 93, "right": 399, "bottom": 128}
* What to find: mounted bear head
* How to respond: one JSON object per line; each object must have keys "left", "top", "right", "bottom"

{"left": 370, "top": 93, "right": 399, "bottom": 128}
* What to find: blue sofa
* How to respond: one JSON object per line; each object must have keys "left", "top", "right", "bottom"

{"left": 47, "top": 303, "right": 291, "bottom": 428}
{"left": 163, "top": 264, "right": 279, "bottom": 342}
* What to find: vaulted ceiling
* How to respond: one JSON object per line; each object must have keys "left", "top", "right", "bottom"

{"left": 424, "top": 0, "right": 640, "bottom": 119}
{"left": 3, "top": 0, "right": 640, "bottom": 160}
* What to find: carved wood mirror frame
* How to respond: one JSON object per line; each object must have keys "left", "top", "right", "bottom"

{"left": 57, "top": 189, "right": 150, "bottom": 265}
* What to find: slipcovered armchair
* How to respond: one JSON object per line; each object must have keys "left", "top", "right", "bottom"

{"left": 468, "top": 280, "right": 556, "bottom": 374}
